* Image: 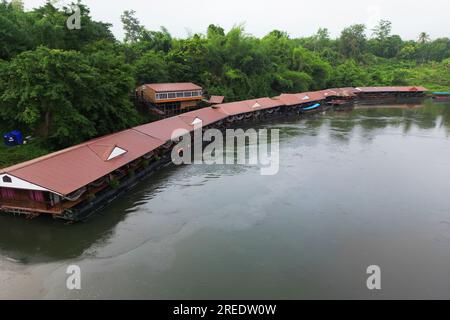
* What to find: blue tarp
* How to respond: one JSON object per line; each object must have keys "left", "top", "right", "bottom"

{"left": 3, "top": 130, "right": 23, "bottom": 147}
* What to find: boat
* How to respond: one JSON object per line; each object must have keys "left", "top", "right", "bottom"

{"left": 302, "top": 103, "right": 321, "bottom": 112}
{"left": 432, "top": 92, "right": 450, "bottom": 102}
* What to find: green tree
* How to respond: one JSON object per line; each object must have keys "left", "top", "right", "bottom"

{"left": 0, "top": 46, "right": 139, "bottom": 147}
{"left": 398, "top": 43, "right": 418, "bottom": 60}
{"left": 140, "top": 27, "right": 173, "bottom": 53}
{"left": 0, "top": 0, "right": 35, "bottom": 59}
{"left": 372, "top": 20, "right": 392, "bottom": 41}
{"left": 339, "top": 24, "right": 367, "bottom": 60}
{"left": 31, "top": 2, "right": 114, "bottom": 51}
{"left": 0, "top": 47, "right": 96, "bottom": 144}
{"left": 133, "top": 50, "right": 169, "bottom": 84}
{"left": 290, "top": 47, "right": 331, "bottom": 90}
{"left": 121, "top": 10, "right": 143, "bottom": 43}
{"left": 272, "top": 70, "right": 312, "bottom": 93}
{"left": 329, "top": 59, "right": 368, "bottom": 87}
{"left": 207, "top": 24, "right": 225, "bottom": 38}
{"left": 418, "top": 32, "right": 430, "bottom": 44}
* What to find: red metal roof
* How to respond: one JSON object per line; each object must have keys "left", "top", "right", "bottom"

{"left": 355, "top": 86, "right": 428, "bottom": 93}
{"left": 208, "top": 96, "right": 225, "bottom": 104}
{"left": 1, "top": 130, "right": 164, "bottom": 196}
{"left": 247, "top": 97, "right": 284, "bottom": 110}
{"left": 276, "top": 91, "right": 328, "bottom": 106}
{"left": 327, "top": 87, "right": 359, "bottom": 97}
{"left": 178, "top": 107, "right": 228, "bottom": 127}
{"left": 274, "top": 94, "right": 301, "bottom": 106}
{"left": 215, "top": 98, "right": 284, "bottom": 115}
{"left": 144, "top": 83, "right": 202, "bottom": 93}
{"left": 133, "top": 116, "right": 194, "bottom": 142}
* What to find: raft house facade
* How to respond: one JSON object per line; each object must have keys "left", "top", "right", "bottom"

{"left": 135, "top": 82, "right": 204, "bottom": 116}
{"left": 0, "top": 86, "right": 428, "bottom": 221}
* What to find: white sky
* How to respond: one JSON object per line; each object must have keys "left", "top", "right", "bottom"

{"left": 23, "top": 0, "right": 450, "bottom": 41}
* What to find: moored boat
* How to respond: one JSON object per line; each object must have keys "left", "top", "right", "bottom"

{"left": 432, "top": 92, "right": 450, "bottom": 102}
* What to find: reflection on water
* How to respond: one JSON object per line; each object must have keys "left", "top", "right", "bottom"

{"left": 1, "top": 101, "right": 450, "bottom": 299}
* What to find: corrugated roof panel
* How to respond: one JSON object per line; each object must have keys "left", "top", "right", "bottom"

{"left": 134, "top": 117, "right": 194, "bottom": 142}
{"left": 208, "top": 96, "right": 225, "bottom": 104}
{"left": 276, "top": 94, "right": 302, "bottom": 106}
{"left": 356, "top": 86, "right": 428, "bottom": 93}
{"left": 277, "top": 91, "right": 327, "bottom": 105}
{"left": 215, "top": 98, "right": 284, "bottom": 115}
{"left": 178, "top": 108, "right": 228, "bottom": 127}
{"left": 3, "top": 130, "right": 164, "bottom": 195}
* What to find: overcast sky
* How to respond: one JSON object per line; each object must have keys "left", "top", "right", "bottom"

{"left": 23, "top": 0, "right": 450, "bottom": 41}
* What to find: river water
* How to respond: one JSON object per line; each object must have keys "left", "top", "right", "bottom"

{"left": 1, "top": 101, "right": 450, "bottom": 300}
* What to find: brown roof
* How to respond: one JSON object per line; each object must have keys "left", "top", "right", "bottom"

{"left": 1, "top": 130, "right": 164, "bottom": 195}
{"left": 356, "top": 86, "right": 428, "bottom": 93}
{"left": 208, "top": 96, "right": 225, "bottom": 104}
{"left": 215, "top": 98, "right": 284, "bottom": 115}
{"left": 276, "top": 91, "right": 328, "bottom": 106}
{"left": 144, "top": 83, "right": 202, "bottom": 93}
{"left": 178, "top": 107, "right": 228, "bottom": 127}
{"left": 133, "top": 116, "right": 194, "bottom": 142}
{"left": 327, "top": 88, "right": 358, "bottom": 97}
{"left": 274, "top": 94, "right": 301, "bottom": 106}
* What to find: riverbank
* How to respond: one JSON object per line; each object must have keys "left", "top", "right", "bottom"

{"left": 0, "top": 141, "right": 50, "bottom": 170}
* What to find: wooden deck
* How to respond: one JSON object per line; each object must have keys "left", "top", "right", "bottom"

{"left": 0, "top": 199, "right": 63, "bottom": 215}
{"left": 0, "top": 183, "right": 110, "bottom": 216}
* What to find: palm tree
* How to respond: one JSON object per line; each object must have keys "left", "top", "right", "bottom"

{"left": 418, "top": 32, "right": 430, "bottom": 44}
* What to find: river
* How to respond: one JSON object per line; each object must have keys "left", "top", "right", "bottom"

{"left": 1, "top": 101, "right": 450, "bottom": 299}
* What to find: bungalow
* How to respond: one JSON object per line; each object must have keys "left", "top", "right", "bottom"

{"left": 136, "top": 82, "right": 203, "bottom": 116}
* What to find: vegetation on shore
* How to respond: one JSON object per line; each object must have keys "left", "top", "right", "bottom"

{"left": 0, "top": 0, "right": 449, "bottom": 168}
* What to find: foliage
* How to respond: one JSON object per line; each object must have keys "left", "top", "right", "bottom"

{"left": 0, "top": 139, "right": 50, "bottom": 169}
{"left": 339, "top": 24, "right": 367, "bottom": 60}
{"left": 0, "top": 46, "right": 140, "bottom": 147}
{"left": 0, "top": 0, "right": 448, "bottom": 167}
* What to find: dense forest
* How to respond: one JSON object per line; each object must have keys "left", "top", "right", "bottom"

{"left": 0, "top": 0, "right": 449, "bottom": 167}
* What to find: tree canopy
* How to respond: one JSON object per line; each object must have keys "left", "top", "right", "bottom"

{"left": 0, "top": 0, "right": 448, "bottom": 152}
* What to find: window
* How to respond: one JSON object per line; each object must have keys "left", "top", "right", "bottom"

{"left": 184, "top": 91, "right": 192, "bottom": 97}
{"left": 159, "top": 93, "right": 168, "bottom": 100}
{"left": 176, "top": 92, "right": 184, "bottom": 98}
{"left": 168, "top": 92, "right": 176, "bottom": 99}
{"left": 2, "top": 176, "right": 12, "bottom": 183}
